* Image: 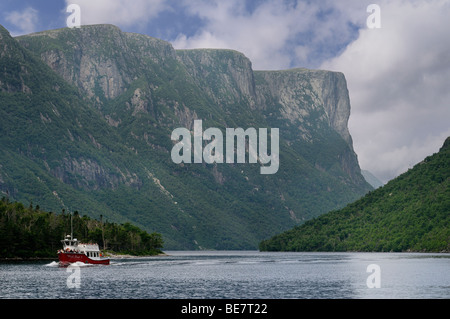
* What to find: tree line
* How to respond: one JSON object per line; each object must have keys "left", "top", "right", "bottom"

{"left": 0, "top": 197, "right": 163, "bottom": 259}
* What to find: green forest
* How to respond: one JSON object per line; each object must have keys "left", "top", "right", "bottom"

{"left": 259, "top": 137, "right": 450, "bottom": 253}
{"left": 0, "top": 197, "right": 164, "bottom": 259}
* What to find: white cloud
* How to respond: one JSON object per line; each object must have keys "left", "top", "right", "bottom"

{"left": 172, "top": 0, "right": 363, "bottom": 70}
{"left": 5, "top": 7, "right": 39, "bottom": 36}
{"left": 321, "top": 0, "right": 450, "bottom": 182}
{"left": 65, "top": 0, "right": 168, "bottom": 29}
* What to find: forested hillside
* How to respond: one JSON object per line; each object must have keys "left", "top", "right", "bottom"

{"left": 0, "top": 198, "right": 163, "bottom": 259}
{"left": 260, "top": 137, "right": 450, "bottom": 252}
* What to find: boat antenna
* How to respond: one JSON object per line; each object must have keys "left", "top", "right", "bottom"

{"left": 70, "top": 208, "right": 73, "bottom": 240}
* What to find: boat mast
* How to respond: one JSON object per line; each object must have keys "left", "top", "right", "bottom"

{"left": 70, "top": 209, "right": 73, "bottom": 241}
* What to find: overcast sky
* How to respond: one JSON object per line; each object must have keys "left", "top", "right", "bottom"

{"left": 1, "top": 0, "right": 449, "bottom": 183}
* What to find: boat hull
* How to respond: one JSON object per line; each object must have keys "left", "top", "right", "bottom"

{"left": 58, "top": 252, "right": 110, "bottom": 266}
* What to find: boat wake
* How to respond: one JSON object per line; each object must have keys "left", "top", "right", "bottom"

{"left": 45, "top": 261, "right": 97, "bottom": 268}
{"left": 45, "top": 261, "right": 59, "bottom": 267}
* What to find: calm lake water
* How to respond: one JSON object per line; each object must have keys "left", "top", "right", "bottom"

{"left": 0, "top": 251, "right": 449, "bottom": 299}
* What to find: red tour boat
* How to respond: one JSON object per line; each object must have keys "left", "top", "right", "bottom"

{"left": 58, "top": 234, "right": 110, "bottom": 266}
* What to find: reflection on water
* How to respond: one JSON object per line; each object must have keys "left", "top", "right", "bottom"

{"left": 0, "top": 251, "right": 448, "bottom": 299}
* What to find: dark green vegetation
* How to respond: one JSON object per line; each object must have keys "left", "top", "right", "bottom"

{"left": 0, "top": 197, "right": 163, "bottom": 259}
{"left": 0, "top": 24, "right": 372, "bottom": 249}
{"left": 260, "top": 137, "right": 450, "bottom": 252}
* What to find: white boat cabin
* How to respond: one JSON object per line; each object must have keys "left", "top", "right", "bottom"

{"left": 61, "top": 235, "right": 102, "bottom": 258}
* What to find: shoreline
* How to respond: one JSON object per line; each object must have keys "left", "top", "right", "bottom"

{"left": 3, "top": 250, "right": 448, "bottom": 262}
{"left": 105, "top": 252, "right": 167, "bottom": 258}
{"left": 0, "top": 251, "right": 167, "bottom": 262}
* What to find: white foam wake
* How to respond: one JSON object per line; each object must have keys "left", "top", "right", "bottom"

{"left": 45, "top": 261, "right": 59, "bottom": 267}
{"left": 45, "top": 261, "right": 94, "bottom": 267}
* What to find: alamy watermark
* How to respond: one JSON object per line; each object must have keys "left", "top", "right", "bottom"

{"left": 367, "top": 4, "right": 381, "bottom": 29}
{"left": 65, "top": 4, "right": 380, "bottom": 30}
{"left": 66, "top": 264, "right": 81, "bottom": 289}
{"left": 366, "top": 264, "right": 381, "bottom": 288}
{"left": 171, "top": 120, "right": 279, "bottom": 175}
{"left": 66, "top": 4, "right": 81, "bottom": 28}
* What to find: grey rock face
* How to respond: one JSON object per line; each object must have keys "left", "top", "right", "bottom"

{"left": 17, "top": 24, "right": 175, "bottom": 103}
{"left": 254, "top": 69, "right": 353, "bottom": 148}
{"left": 309, "top": 70, "right": 353, "bottom": 148}
{"left": 177, "top": 49, "right": 257, "bottom": 108}
{"left": 178, "top": 50, "right": 353, "bottom": 151}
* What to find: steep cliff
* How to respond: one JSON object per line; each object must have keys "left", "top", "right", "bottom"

{"left": 16, "top": 24, "right": 176, "bottom": 105}
{"left": 177, "top": 49, "right": 257, "bottom": 110}
{"left": 254, "top": 69, "right": 363, "bottom": 185}
{"left": 1, "top": 24, "right": 372, "bottom": 249}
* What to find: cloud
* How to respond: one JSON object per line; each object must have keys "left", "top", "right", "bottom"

{"left": 65, "top": 0, "right": 168, "bottom": 29}
{"left": 4, "top": 7, "right": 39, "bottom": 36}
{"left": 60, "top": 0, "right": 363, "bottom": 70}
{"left": 321, "top": 0, "right": 450, "bottom": 182}
{"left": 172, "top": 0, "right": 363, "bottom": 70}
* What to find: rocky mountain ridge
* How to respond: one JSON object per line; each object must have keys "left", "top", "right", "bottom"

{"left": 17, "top": 25, "right": 354, "bottom": 148}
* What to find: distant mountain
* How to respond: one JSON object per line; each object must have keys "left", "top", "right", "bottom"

{"left": 0, "top": 24, "right": 372, "bottom": 249}
{"left": 260, "top": 137, "right": 450, "bottom": 252}
{"left": 361, "top": 170, "right": 384, "bottom": 189}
